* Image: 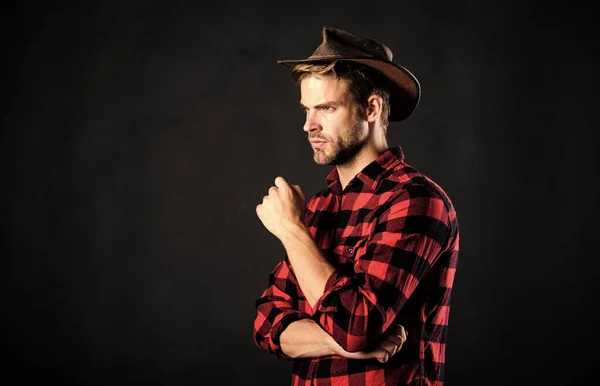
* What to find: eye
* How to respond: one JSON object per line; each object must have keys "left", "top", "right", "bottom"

{"left": 321, "top": 106, "right": 334, "bottom": 111}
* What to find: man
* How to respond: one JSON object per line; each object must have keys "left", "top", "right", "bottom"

{"left": 253, "top": 25, "right": 459, "bottom": 386}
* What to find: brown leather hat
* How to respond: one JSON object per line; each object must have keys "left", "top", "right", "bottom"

{"left": 277, "top": 25, "right": 421, "bottom": 122}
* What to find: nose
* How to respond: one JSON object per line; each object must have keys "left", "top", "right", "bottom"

{"left": 303, "top": 110, "right": 321, "bottom": 133}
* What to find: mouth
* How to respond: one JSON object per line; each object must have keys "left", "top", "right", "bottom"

{"left": 310, "top": 140, "right": 327, "bottom": 149}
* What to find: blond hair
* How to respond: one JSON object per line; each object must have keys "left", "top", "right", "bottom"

{"left": 291, "top": 61, "right": 391, "bottom": 130}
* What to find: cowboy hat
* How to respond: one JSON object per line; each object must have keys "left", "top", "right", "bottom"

{"left": 277, "top": 25, "right": 421, "bottom": 122}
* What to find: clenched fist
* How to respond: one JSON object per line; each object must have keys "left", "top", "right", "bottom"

{"left": 256, "top": 176, "right": 306, "bottom": 240}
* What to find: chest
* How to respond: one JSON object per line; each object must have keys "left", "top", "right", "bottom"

{"left": 304, "top": 192, "right": 392, "bottom": 269}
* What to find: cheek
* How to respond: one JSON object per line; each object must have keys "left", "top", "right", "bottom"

{"left": 323, "top": 115, "right": 347, "bottom": 138}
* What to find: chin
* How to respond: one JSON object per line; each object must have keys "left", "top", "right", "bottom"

{"left": 313, "top": 150, "right": 332, "bottom": 165}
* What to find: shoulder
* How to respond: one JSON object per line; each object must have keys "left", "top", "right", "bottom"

{"left": 380, "top": 163, "right": 458, "bottom": 225}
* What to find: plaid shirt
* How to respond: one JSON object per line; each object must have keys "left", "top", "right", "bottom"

{"left": 253, "top": 146, "right": 459, "bottom": 385}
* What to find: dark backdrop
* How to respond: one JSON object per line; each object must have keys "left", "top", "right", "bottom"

{"left": 2, "top": 1, "right": 597, "bottom": 385}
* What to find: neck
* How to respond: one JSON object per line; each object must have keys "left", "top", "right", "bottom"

{"left": 337, "top": 131, "right": 388, "bottom": 190}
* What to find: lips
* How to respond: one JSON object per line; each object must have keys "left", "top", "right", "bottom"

{"left": 310, "top": 140, "right": 327, "bottom": 149}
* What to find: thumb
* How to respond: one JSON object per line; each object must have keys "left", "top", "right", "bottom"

{"left": 292, "top": 184, "right": 306, "bottom": 201}
{"left": 274, "top": 176, "right": 290, "bottom": 190}
{"left": 372, "top": 348, "right": 389, "bottom": 363}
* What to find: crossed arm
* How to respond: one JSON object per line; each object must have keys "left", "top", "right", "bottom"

{"left": 253, "top": 178, "right": 450, "bottom": 362}
{"left": 253, "top": 205, "right": 444, "bottom": 362}
{"left": 277, "top": 223, "right": 406, "bottom": 363}
{"left": 280, "top": 318, "right": 406, "bottom": 363}
{"left": 252, "top": 251, "right": 406, "bottom": 363}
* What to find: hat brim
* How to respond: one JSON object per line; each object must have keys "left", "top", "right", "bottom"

{"left": 277, "top": 57, "right": 421, "bottom": 122}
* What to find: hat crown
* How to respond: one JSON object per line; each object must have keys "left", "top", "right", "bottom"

{"left": 276, "top": 25, "right": 421, "bottom": 122}
{"left": 310, "top": 25, "right": 394, "bottom": 62}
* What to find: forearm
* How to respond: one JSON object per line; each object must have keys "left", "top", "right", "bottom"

{"left": 281, "top": 223, "right": 335, "bottom": 307}
{"left": 279, "top": 318, "right": 342, "bottom": 359}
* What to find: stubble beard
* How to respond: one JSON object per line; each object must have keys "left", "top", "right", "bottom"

{"left": 313, "top": 119, "right": 366, "bottom": 166}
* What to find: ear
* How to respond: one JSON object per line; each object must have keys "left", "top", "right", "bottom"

{"left": 365, "top": 94, "right": 383, "bottom": 123}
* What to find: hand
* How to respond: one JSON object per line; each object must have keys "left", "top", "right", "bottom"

{"left": 256, "top": 176, "right": 306, "bottom": 240}
{"left": 338, "top": 324, "right": 407, "bottom": 364}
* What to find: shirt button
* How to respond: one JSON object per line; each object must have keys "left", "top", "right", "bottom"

{"left": 347, "top": 247, "right": 354, "bottom": 254}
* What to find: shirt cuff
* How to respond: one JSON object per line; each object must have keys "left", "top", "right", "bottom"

{"left": 312, "top": 271, "right": 354, "bottom": 315}
{"left": 269, "top": 310, "right": 311, "bottom": 360}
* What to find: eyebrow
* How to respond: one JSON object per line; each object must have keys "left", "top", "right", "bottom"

{"left": 300, "top": 101, "right": 341, "bottom": 109}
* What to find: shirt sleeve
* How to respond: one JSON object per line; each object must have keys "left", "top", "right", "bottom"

{"left": 253, "top": 255, "right": 311, "bottom": 360}
{"left": 311, "top": 185, "right": 454, "bottom": 352}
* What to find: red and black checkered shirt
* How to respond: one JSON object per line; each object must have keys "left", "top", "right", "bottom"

{"left": 254, "top": 146, "right": 459, "bottom": 385}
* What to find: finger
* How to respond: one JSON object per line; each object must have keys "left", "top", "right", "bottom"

{"left": 343, "top": 351, "right": 370, "bottom": 360}
{"left": 371, "top": 348, "right": 390, "bottom": 363}
{"left": 387, "top": 325, "right": 407, "bottom": 354}
{"left": 355, "top": 348, "right": 388, "bottom": 363}
{"left": 292, "top": 184, "right": 306, "bottom": 201}
{"left": 388, "top": 325, "right": 407, "bottom": 354}
{"left": 378, "top": 339, "right": 398, "bottom": 357}
{"left": 389, "top": 324, "right": 407, "bottom": 346}
{"left": 344, "top": 349, "right": 389, "bottom": 363}
{"left": 268, "top": 186, "right": 278, "bottom": 195}
{"left": 349, "top": 348, "right": 389, "bottom": 363}
{"left": 394, "top": 324, "right": 407, "bottom": 341}
{"left": 274, "top": 176, "right": 288, "bottom": 190}
{"left": 382, "top": 333, "right": 403, "bottom": 347}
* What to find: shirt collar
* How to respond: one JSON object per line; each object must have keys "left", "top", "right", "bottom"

{"left": 326, "top": 146, "right": 405, "bottom": 195}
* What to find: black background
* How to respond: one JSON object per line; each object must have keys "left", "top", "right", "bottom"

{"left": 2, "top": 1, "right": 598, "bottom": 385}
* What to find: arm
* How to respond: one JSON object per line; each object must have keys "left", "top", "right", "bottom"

{"left": 255, "top": 176, "right": 336, "bottom": 307}
{"left": 279, "top": 318, "right": 340, "bottom": 358}
{"left": 279, "top": 225, "right": 334, "bottom": 307}
{"left": 283, "top": 186, "right": 453, "bottom": 353}
{"left": 280, "top": 318, "right": 408, "bottom": 363}
{"left": 254, "top": 180, "right": 335, "bottom": 360}
{"left": 253, "top": 259, "right": 405, "bottom": 362}
{"left": 253, "top": 257, "right": 312, "bottom": 360}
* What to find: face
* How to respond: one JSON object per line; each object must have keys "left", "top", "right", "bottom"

{"left": 300, "top": 74, "right": 368, "bottom": 166}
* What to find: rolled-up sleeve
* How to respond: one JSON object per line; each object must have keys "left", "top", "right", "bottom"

{"left": 311, "top": 186, "right": 452, "bottom": 352}
{"left": 253, "top": 257, "right": 311, "bottom": 360}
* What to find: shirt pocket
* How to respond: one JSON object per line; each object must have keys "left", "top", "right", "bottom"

{"left": 332, "top": 236, "right": 369, "bottom": 263}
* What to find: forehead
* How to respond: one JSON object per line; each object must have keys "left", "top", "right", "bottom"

{"left": 299, "top": 74, "right": 350, "bottom": 106}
